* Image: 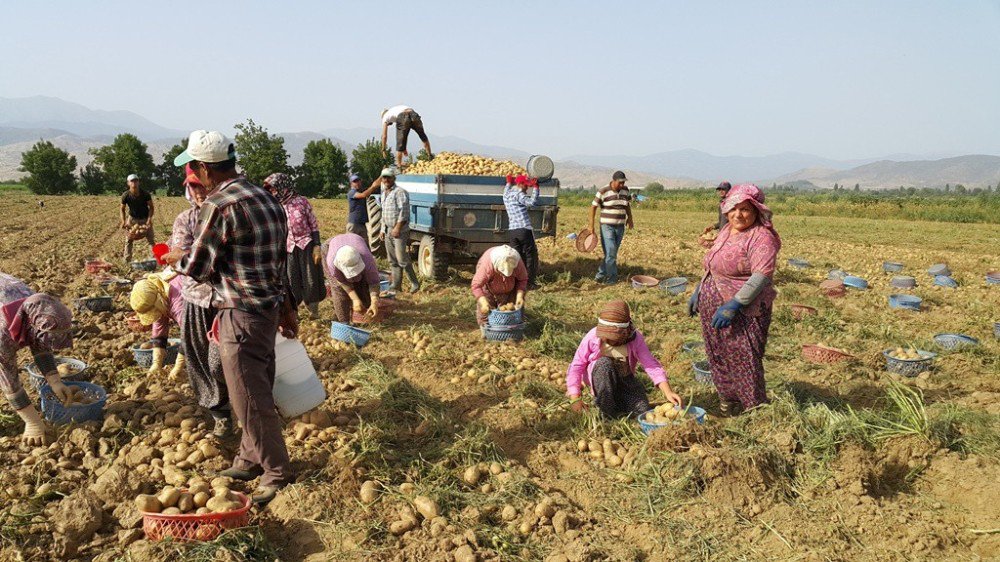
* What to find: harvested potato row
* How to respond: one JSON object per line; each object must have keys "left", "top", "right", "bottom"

{"left": 404, "top": 152, "right": 526, "bottom": 177}
{"left": 575, "top": 438, "right": 636, "bottom": 469}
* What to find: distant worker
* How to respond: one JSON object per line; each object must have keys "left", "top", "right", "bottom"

{"left": 263, "top": 173, "right": 326, "bottom": 316}
{"left": 120, "top": 173, "right": 156, "bottom": 262}
{"left": 589, "top": 171, "right": 633, "bottom": 285}
{"left": 378, "top": 168, "right": 420, "bottom": 293}
{"left": 346, "top": 173, "right": 379, "bottom": 244}
{"left": 703, "top": 181, "right": 732, "bottom": 235}
{"left": 381, "top": 105, "right": 432, "bottom": 168}
{"left": 503, "top": 174, "right": 540, "bottom": 289}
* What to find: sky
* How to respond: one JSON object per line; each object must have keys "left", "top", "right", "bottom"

{"left": 2, "top": 0, "right": 999, "bottom": 160}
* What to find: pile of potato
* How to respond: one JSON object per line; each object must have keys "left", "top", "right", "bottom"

{"left": 56, "top": 363, "right": 80, "bottom": 376}
{"left": 576, "top": 438, "right": 637, "bottom": 469}
{"left": 496, "top": 303, "right": 517, "bottom": 312}
{"left": 286, "top": 409, "right": 352, "bottom": 450}
{"left": 134, "top": 478, "right": 243, "bottom": 515}
{"left": 404, "top": 152, "right": 526, "bottom": 177}
{"left": 644, "top": 403, "right": 683, "bottom": 426}
{"left": 460, "top": 461, "right": 512, "bottom": 494}
{"left": 126, "top": 223, "right": 150, "bottom": 240}
{"left": 59, "top": 386, "right": 97, "bottom": 407}
{"left": 890, "top": 346, "right": 924, "bottom": 360}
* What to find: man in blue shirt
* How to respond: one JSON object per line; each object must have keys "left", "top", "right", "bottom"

{"left": 503, "top": 174, "right": 540, "bottom": 289}
{"left": 346, "top": 174, "right": 379, "bottom": 244}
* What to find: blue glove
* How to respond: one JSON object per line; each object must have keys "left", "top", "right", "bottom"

{"left": 711, "top": 299, "right": 742, "bottom": 329}
{"left": 687, "top": 283, "right": 701, "bottom": 317}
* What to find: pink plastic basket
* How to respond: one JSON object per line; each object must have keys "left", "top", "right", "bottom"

{"left": 141, "top": 491, "right": 251, "bottom": 542}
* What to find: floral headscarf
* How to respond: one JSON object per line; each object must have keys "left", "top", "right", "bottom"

{"left": 2, "top": 294, "right": 73, "bottom": 351}
{"left": 264, "top": 173, "right": 296, "bottom": 204}
{"left": 721, "top": 183, "right": 781, "bottom": 245}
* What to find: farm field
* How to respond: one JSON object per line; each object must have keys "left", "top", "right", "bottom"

{"left": 0, "top": 191, "right": 998, "bottom": 561}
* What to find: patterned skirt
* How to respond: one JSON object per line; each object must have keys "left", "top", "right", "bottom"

{"left": 180, "top": 303, "right": 228, "bottom": 412}
{"left": 697, "top": 275, "right": 771, "bottom": 409}
{"left": 286, "top": 242, "right": 326, "bottom": 306}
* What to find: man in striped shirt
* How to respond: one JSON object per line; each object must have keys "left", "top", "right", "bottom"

{"left": 589, "top": 171, "right": 634, "bottom": 284}
{"left": 503, "top": 174, "right": 540, "bottom": 288}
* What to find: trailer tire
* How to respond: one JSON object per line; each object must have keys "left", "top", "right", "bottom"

{"left": 366, "top": 196, "right": 383, "bottom": 257}
{"left": 418, "top": 235, "right": 450, "bottom": 281}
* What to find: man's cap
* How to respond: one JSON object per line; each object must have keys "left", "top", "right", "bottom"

{"left": 126, "top": 174, "right": 139, "bottom": 182}
{"left": 349, "top": 174, "right": 360, "bottom": 182}
{"left": 716, "top": 181, "right": 732, "bottom": 191}
{"left": 174, "top": 130, "right": 237, "bottom": 166}
{"left": 612, "top": 171, "right": 627, "bottom": 181}
{"left": 380, "top": 167, "right": 396, "bottom": 178}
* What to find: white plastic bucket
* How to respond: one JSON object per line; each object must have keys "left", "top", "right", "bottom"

{"left": 272, "top": 335, "right": 326, "bottom": 419}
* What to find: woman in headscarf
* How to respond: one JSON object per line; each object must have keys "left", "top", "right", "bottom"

{"left": 688, "top": 183, "right": 780, "bottom": 416}
{"left": 166, "top": 170, "right": 230, "bottom": 436}
{"left": 263, "top": 173, "right": 325, "bottom": 315}
{"left": 0, "top": 272, "right": 74, "bottom": 445}
{"left": 566, "top": 300, "right": 682, "bottom": 418}
{"left": 323, "top": 232, "right": 380, "bottom": 324}
{"left": 470, "top": 245, "right": 528, "bottom": 325}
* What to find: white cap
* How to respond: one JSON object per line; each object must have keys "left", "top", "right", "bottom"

{"left": 490, "top": 245, "right": 520, "bottom": 277}
{"left": 173, "top": 130, "right": 236, "bottom": 166}
{"left": 380, "top": 167, "right": 396, "bottom": 178}
{"left": 334, "top": 246, "right": 365, "bottom": 279}
{"left": 126, "top": 174, "right": 139, "bottom": 182}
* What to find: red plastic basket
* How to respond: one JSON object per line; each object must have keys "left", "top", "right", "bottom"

{"left": 125, "top": 313, "right": 151, "bottom": 333}
{"left": 802, "top": 344, "right": 854, "bottom": 364}
{"left": 819, "top": 280, "right": 846, "bottom": 298}
{"left": 790, "top": 304, "right": 818, "bottom": 320}
{"left": 141, "top": 492, "right": 252, "bottom": 542}
{"left": 352, "top": 299, "right": 396, "bottom": 324}
{"left": 84, "top": 259, "right": 113, "bottom": 275}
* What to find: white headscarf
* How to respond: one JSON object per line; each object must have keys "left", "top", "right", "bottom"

{"left": 490, "top": 245, "right": 521, "bottom": 277}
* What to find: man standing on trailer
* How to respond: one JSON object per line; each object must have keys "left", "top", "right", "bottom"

{"left": 380, "top": 105, "right": 432, "bottom": 168}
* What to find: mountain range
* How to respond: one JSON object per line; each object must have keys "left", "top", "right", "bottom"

{"left": 1, "top": 95, "right": 997, "bottom": 190}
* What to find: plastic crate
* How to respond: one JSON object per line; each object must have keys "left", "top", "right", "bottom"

{"left": 637, "top": 406, "right": 707, "bottom": 435}
{"left": 882, "top": 349, "right": 936, "bottom": 377}
{"left": 142, "top": 491, "right": 252, "bottom": 542}
{"left": 802, "top": 344, "right": 854, "bottom": 364}
{"left": 40, "top": 381, "right": 106, "bottom": 424}
{"left": 692, "top": 360, "right": 713, "bottom": 385}
{"left": 330, "top": 322, "right": 371, "bottom": 347}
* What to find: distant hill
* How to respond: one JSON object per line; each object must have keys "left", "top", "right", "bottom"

{"left": 773, "top": 155, "right": 1000, "bottom": 189}
{"left": 0, "top": 96, "right": 185, "bottom": 140}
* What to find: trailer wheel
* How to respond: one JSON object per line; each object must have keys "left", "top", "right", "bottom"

{"left": 418, "top": 235, "right": 450, "bottom": 281}
{"left": 366, "top": 196, "right": 383, "bottom": 257}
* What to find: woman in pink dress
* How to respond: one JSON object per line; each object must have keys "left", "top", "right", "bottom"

{"left": 264, "top": 173, "right": 326, "bottom": 315}
{"left": 689, "top": 184, "right": 781, "bottom": 416}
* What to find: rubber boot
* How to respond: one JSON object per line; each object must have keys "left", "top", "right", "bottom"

{"left": 391, "top": 266, "right": 403, "bottom": 291}
{"left": 404, "top": 265, "right": 421, "bottom": 293}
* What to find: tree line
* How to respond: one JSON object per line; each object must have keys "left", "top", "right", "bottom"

{"left": 17, "top": 119, "right": 393, "bottom": 197}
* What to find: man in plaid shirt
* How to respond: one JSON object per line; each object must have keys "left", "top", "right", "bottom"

{"left": 503, "top": 174, "right": 540, "bottom": 288}
{"left": 163, "top": 130, "right": 296, "bottom": 505}
{"left": 378, "top": 168, "right": 420, "bottom": 292}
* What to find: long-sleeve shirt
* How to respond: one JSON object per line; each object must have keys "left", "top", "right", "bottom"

{"left": 324, "top": 233, "right": 380, "bottom": 288}
{"left": 0, "top": 274, "right": 38, "bottom": 395}
{"left": 171, "top": 207, "right": 214, "bottom": 309}
{"left": 283, "top": 195, "right": 320, "bottom": 252}
{"left": 470, "top": 251, "right": 528, "bottom": 299}
{"left": 565, "top": 327, "right": 667, "bottom": 397}
{"left": 702, "top": 223, "right": 779, "bottom": 316}
{"left": 151, "top": 275, "right": 186, "bottom": 342}
{"left": 176, "top": 178, "right": 288, "bottom": 313}
{"left": 380, "top": 186, "right": 410, "bottom": 232}
{"left": 503, "top": 184, "right": 539, "bottom": 230}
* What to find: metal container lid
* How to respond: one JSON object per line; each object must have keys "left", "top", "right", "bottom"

{"left": 526, "top": 155, "right": 555, "bottom": 181}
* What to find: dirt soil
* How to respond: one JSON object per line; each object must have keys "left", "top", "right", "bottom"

{"left": 0, "top": 192, "right": 997, "bottom": 561}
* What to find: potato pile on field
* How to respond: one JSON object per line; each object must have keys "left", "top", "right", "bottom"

{"left": 645, "top": 403, "right": 684, "bottom": 425}
{"left": 890, "top": 346, "right": 924, "bottom": 360}
{"left": 404, "top": 152, "right": 526, "bottom": 176}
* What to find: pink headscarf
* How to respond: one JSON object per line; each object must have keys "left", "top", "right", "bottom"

{"left": 721, "top": 183, "right": 781, "bottom": 246}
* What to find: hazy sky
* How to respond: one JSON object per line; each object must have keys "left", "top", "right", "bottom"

{"left": 3, "top": 0, "right": 999, "bottom": 159}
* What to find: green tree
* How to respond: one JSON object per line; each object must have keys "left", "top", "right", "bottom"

{"left": 160, "top": 138, "right": 188, "bottom": 196}
{"left": 954, "top": 184, "right": 967, "bottom": 194}
{"left": 89, "top": 133, "right": 156, "bottom": 193}
{"left": 297, "top": 139, "right": 349, "bottom": 198}
{"left": 77, "top": 162, "right": 107, "bottom": 195}
{"left": 233, "top": 118, "right": 290, "bottom": 184}
{"left": 644, "top": 182, "right": 665, "bottom": 194}
{"left": 350, "top": 138, "right": 394, "bottom": 186}
{"left": 19, "top": 140, "right": 77, "bottom": 195}
{"left": 416, "top": 148, "right": 432, "bottom": 162}
{"left": 854, "top": 184, "right": 860, "bottom": 191}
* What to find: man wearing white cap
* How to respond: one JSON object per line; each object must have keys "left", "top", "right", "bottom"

{"left": 378, "top": 167, "right": 420, "bottom": 292}
{"left": 161, "top": 130, "right": 297, "bottom": 505}
{"left": 322, "top": 233, "right": 380, "bottom": 323}
{"left": 470, "top": 245, "right": 528, "bottom": 325}
{"left": 120, "top": 173, "right": 155, "bottom": 261}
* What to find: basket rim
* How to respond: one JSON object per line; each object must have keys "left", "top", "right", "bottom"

{"left": 141, "top": 491, "right": 252, "bottom": 520}
{"left": 630, "top": 275, "right": 660, "bottom": 286}
{"left": 25, "top": 356, "right": 87, "bottom": 376}
{"left": 662, "top": 276, "right": 689, "bottom": 286}
{"left": 330, "top": 321, "right": 371, "bottom": 336}
{"left": 637, "top": 406, "right": 707, "bottom": 427}
{"left": 881, "top": 349, "right": 937, "bottom": 362}
{"left": 933, "top": 332, "right": 978, "bottom": 344}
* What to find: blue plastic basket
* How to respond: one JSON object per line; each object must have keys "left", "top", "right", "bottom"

{"left": 482, "top": 323, "right": 525, "bottom": 342}
{"left": 889, "top": 276, "right": 916, "bottom": 289}
{"left": 40, "top": 381, "right": 107, "bottom": 424}
{"left": 24, "top": 357, "right": 88, "bottom": 389}
{"left": 933, "top": 333, "right": 979, "bottom": 350}
{"left": 842, "top": 276, "right": 869, "bottom": 290}
{"left": 681, "top": 340, "right": 704, "bottom": 355}
{"left": 330, "top": 322, "right": 371, "bottom": 347}
{"left": 488, "top": 308, "right": 523, "bottom": 326}
{"left": 933, "top": 275, "right": 958, "bottom": 288}
{"left": 883, "top": 262, "right": 905, "bottom": 273}
{"left": 131, "top": 339, "right": 181, "bottom": 368}
{"left": 661, "top": 277, "right": 689, "bottom": 295}
{"left": 888, "top": 294, "right": 922, "bottom": 311}
{"left": 882, "top": 349, "right": 936, "bottom": 377}
{"left": 692, "top": 360, "right": 713, "bottom": 385}
{"left": 927, "top": 264, "right": 951, "bottom": 277}
{"left": 787, "top": 258, "right": 811, "bottom": 269}
{"left": 637, "top": 406, "right": 707, "bottom": 435}
{"left": 987, "top": 272, "right": 1000, "bottom": 285}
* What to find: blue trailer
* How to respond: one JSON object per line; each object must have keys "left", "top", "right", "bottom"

{"left": 369, "top": 173, "right": 559, "bottom": 280}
